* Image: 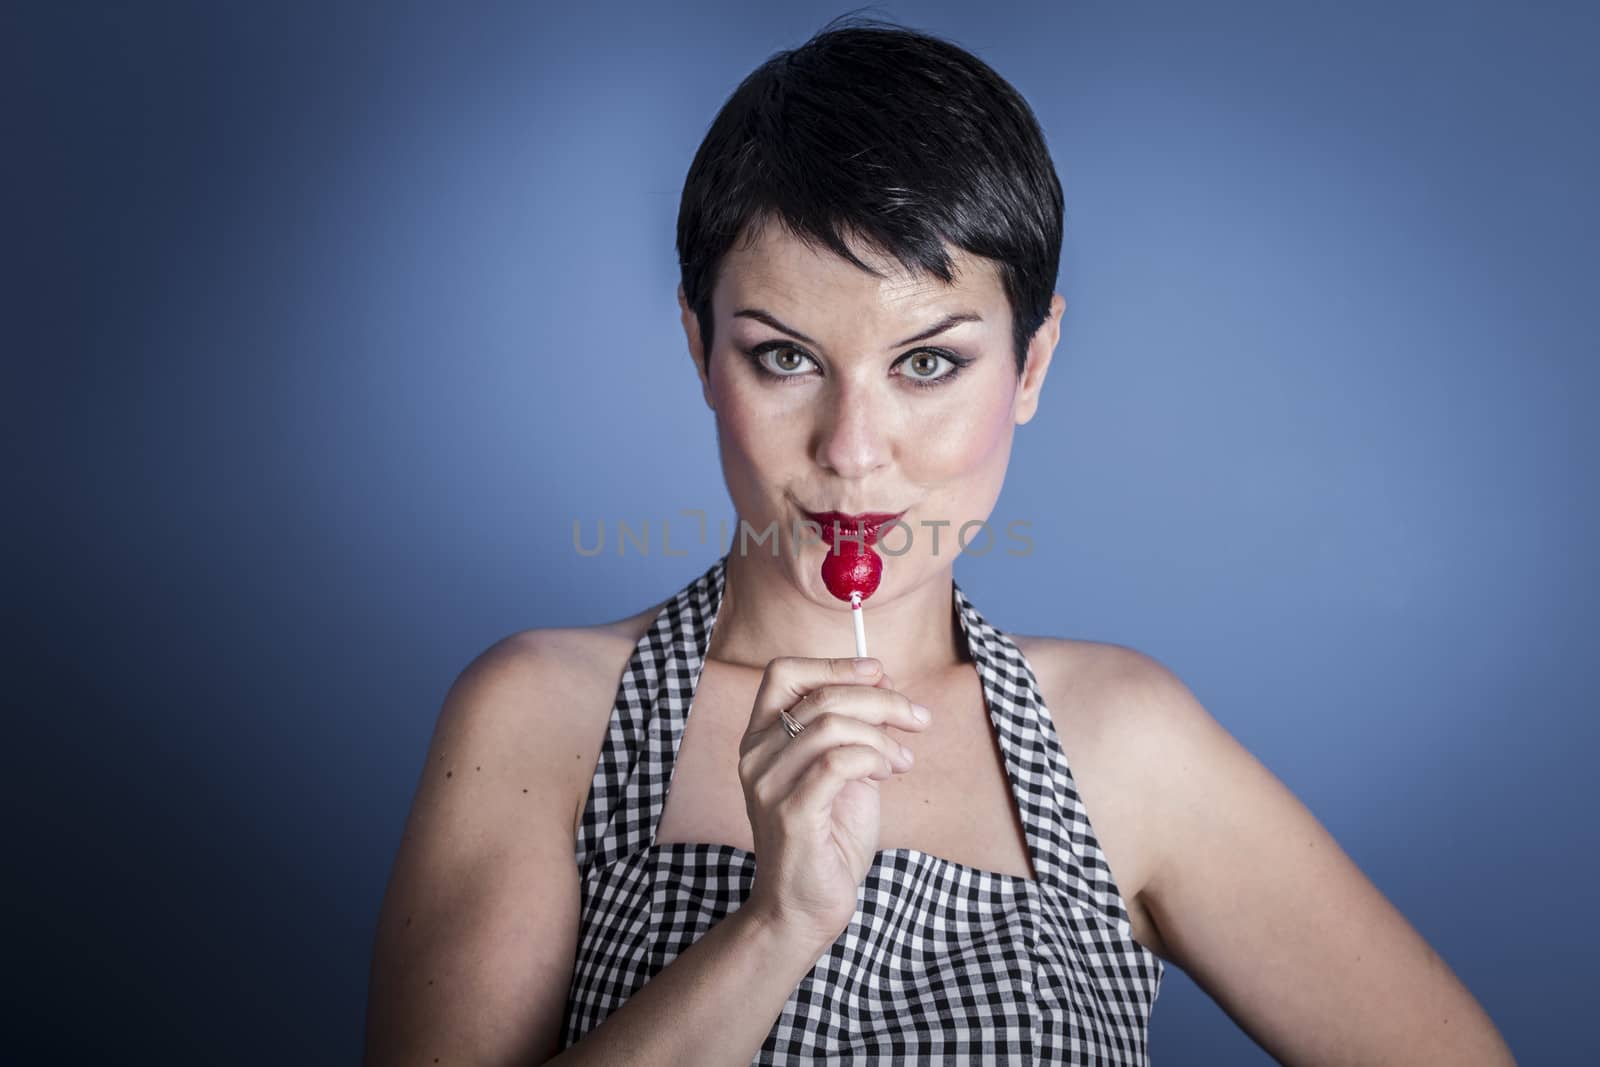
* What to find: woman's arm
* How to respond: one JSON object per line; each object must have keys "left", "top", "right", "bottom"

{"left": 363, "top": 632, "right": 830, "bottom": 1066}
{"left": 1103, "top": 647, "right": 1516, "bottom": 1066}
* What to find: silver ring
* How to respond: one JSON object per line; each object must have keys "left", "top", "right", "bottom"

{"left": 779, "top": 708, "right": 807, "bottom": 739}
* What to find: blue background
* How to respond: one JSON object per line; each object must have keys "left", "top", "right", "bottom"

{"left": 9, "top": 1, "right": 1596, "bottom": 1062}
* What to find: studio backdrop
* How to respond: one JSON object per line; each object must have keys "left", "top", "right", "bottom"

{"left": 9, "top": 1, "right": 1596, "bottom": 1063}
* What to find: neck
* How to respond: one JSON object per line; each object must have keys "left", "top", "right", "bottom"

{"left": 707, "top": 549, "right": 968, "bottom": 686}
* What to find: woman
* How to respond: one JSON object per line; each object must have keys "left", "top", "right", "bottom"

{"left": 364, "top": 21, "right": 1516, "bottom": 1066}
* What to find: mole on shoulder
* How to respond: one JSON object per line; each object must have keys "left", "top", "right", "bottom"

{"left": 446, "top": 771, "right": 452, "bottom": 778}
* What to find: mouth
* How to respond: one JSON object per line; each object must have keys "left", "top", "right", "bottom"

{"left": 800, "top": 509, "right": 907, "bottom": 547}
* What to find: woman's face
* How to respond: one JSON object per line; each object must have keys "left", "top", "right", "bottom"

{"left": 680, "top": 218, "right": 1061, "bottom": 604}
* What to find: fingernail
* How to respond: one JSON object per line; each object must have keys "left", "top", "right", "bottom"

{"left": 899, "top": 744, "right": 915, "bottom": 764}
{"left": 853, "top": 658, "right": 879, "bottom": 676}
{"left": 912, "top": 704, "right": 931, "bottom": 722}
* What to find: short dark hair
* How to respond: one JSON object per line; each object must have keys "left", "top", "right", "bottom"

{"left": 676, "top": 18, "right": 1063, "bottom": 376}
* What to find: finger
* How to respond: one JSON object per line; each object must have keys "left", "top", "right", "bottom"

{"left": 750, "top": 656, "right": 882, "bottom": 726}
{"left": 788, "top": 745, "right": 896, "bottom": 823}
{"left": 743, "top": 699, "right": 903, "bottom": 787}
{"left": 755, "top": 712, "right": 914, "bottom": 799}
{"left": 782, "top": 683, "right": 929, "bottom": 735}
{"left": 744, "top": 682, "right": 927, "bottom": 779}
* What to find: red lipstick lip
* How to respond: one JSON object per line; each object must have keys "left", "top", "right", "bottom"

{"left": 801, "top": 509, "right": 906, "bottom": 547}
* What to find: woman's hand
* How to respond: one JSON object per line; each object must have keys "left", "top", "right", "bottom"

{"left": 737, "top": 656, "right": 931, "bottom": 951}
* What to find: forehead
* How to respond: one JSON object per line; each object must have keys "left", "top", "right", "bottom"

{"left": 714, "top": 217, "right": 1007, "bottom": 321}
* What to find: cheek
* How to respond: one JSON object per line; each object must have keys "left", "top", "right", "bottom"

{"left": 715, "top": 385, "right": 775, "bottom": 447}
{"left": 912, "top": 390, "right": 1015, "bottom": 481}
{"left": 708, "top": 369, "right": 802, "bottom": 479}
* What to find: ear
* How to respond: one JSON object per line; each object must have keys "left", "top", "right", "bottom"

{"left": 678, "top": 284, "right": 715, "bottom": 412}
{"left": 1014, "top": 293, "right": 1064, "bottom": 426}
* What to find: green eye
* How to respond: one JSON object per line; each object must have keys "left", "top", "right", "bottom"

{"left": 899, "top": 349, "right": 962, "bottom": 384}
{"left": 749, "top": 343, "right": 817, "bottom": 379}
{"left": 743, "top": 341, "right": 970, "bottom": 388}
{"left": 769, "top": 347, "right": 806, "bottom": 373}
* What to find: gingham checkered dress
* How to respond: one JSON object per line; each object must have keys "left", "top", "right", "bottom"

{"left": 560, "top": 555, "right": 1163, "bottom": 1062}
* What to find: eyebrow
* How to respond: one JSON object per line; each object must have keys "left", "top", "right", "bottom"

{"left": 733, "top": 308, "right": 983, "bottom": 349}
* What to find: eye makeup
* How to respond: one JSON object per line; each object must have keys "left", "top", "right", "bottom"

{"left": 738, "top": 340, "right": 975, "bottom": 389}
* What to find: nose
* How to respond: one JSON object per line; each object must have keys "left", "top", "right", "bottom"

{"left": 814, "top": 377, "right": 891, "bottom": 478}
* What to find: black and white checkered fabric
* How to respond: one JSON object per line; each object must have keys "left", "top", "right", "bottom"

{"left": 560, "top": 554, "right": 1163, "bottom": 1063}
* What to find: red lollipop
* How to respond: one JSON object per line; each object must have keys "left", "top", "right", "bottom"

{"left": 821, "top": 539, "right": 883, "bottom": 601}
{"left": 820, "top": 539, "right": 881, "bottom": 657}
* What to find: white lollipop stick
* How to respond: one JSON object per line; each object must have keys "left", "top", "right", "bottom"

{"left": 850, "top": 591, "right": 868, "bottom": 658}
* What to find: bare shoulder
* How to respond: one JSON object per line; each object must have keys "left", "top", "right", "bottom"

{"left": 451, "top": 600, "right": 664, "bottom": 758}
{"left": 1008, "top": 634, "right": 1262, "bottom": 879}
{"left": 363, "top": 603, "right": 667, "bottom": 1064}
{"left": 1010, "top": 634, "right": 1218, "bottom": 781}
{"left": 446, "top": 602, "right": 665, "bottom": 818}
{"left": 1011, "top": 634, "right": 1194, "bottom": 721}
{"left": 1011, "top": 636, "right": 1515, "bottom": 1064}
{"left": 489, "top": 605, "right": 660, "bottom": 691}
{"left": 1007, "top": 635, "right": 1207, "bottom": 949}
